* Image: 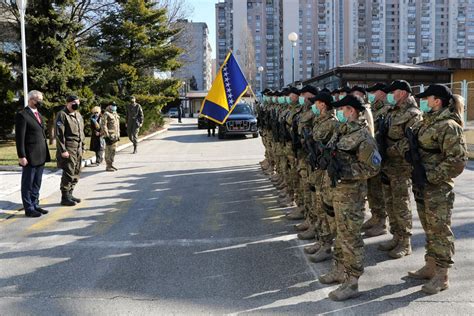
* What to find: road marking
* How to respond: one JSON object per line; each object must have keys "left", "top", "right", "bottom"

{"left": 25, "top": 200, "right": 81, "bottom": 233}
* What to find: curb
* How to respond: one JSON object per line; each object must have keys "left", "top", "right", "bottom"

{"left": 0, "top": 125, "right": 169, "bottom": 220}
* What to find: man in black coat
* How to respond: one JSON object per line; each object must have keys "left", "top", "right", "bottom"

{"left": 15, "top": 90, "right": 51, "bottom": 217}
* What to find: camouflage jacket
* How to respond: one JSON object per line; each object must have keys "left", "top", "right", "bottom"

{"left": 413, "top": 107, "right": 467, "bottom": 187}
{"left": 297, "top": 104, "right": 315, "bottom": 135}
{"left": 329, "top": 120, "right": 381, "bottom": 181}
{"left": 372, "top": 100, "right": 390, "bottom": 133}
{"left": 384, "top": 97, "right": 423, "bottom": 169}
{"left": 101, "top": 111, "right": 120, "bottom": 140}
{"left": 312, "top": 110, "right": 338, "bottom": 145}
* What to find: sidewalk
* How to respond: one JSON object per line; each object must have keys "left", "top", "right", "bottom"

{"left": 0, "top": 126, "right": 169, "bottom": 220}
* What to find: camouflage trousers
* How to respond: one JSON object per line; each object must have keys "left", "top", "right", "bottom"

{"left": 414, "top": 183, "right": 455, "bottom": 268}
{"left": 367, "top": 173, "right": 387, "bottom": 219}
{"left": 332, "top": 180, "right": 367, "bottom": 278}
{"left": 105, "top": 142, "right": 118, "bottom": 168}
{"left": 297, "top": 155, "right": 312, "bottom": 217}
{"left": 284, "top": 143, "right": 298, "bottom": 198}
{"left": 382, "top": 167, "right": 413, "bottom": 237}
{"left": 127, "top": 125, "right": 140, "bottom": 146}
{"left": 310, "top": 171, "right": 335, "bottom": 242}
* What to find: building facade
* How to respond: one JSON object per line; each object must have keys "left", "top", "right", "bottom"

{"left": 216, "top": 0, "right": 474, "bottom": 89}
{"left": 172, "top": 20, "right": 212, "bottom": 91}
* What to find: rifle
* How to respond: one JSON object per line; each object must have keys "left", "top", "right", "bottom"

{"left": 302, "top": 127, "right": 319, "bottom": 170}
{"left": 326, "top": 134, "right": 342, "bottom": 188}
{"left": 291, "top": 114, "right": 302, "bottom": 156}
{"left": 405, "top": 127, "right": 427, "bottom": 191}
{"left": 375, "top": 115, "right": 389, "bottom": 160}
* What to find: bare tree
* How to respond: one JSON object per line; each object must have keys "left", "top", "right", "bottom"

{"left": 238, "top": 23, "right": 256, "bottom": 93}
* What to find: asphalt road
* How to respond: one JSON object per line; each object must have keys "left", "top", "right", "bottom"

{"left": 0, "top": 118, "right": 473, "bottom": 315}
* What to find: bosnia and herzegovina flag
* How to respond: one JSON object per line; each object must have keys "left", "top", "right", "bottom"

{"left": 199, "top": 51, "right": 249, "bottom": 124}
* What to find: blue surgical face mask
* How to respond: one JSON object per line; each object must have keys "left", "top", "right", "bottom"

{"left": 339, "top": 94, "right": 346, "bottom": 100}
{"left": 111, "top": 105, "right": 117, "bottom": 112}
{"left": 284, "top": 96, "right": 290, "bottom": 104}
{"left": 368, "top": 93, "right": 376, "bottom": 104}
{"left": 332, "top": 95, "right": 337, "bottom": 102}
{"left": 336, "top": 110, "right": 347, "bottom": 123}
{"left": 298, "top": 96, "right": 305, "bottom": 106}
{"left": 272, "top": 97, "right": 277, "bottom": 103}
{"left": 311, "top": 104, "right": 320, "bottom": 116}
{"left": 419, "top": 99, "right": 431, "bottom": 113}
{"left": 386, "top": 93, "right": 396, "bottom": 106}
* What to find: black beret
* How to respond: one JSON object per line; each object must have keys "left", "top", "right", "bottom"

{"left": 331, "top": 95, "right": 366, "bottom": 112}
{"left": 350, "top": 85, "right": 366, "bottom": 94}
{"left": 331, "top": 88, "right": 340, "bottom": 94}
{"left": 366, "top": 83, "right": 388, "bottom": 92}
{"left": 299, "top": 85, "right": 319, "bottom": 96}
{"left": 386, "top": 80, "right": 412, "bottom": 94}
{"left": 415, "top": 84, "right": 453, "bottom": 100}
{"left": 262, "top": 88, "right": 271, "bottom": 95}
{"left": 309, "top": 92, "right": 333, "bottom": 107}
{"left": 66, "top": 95, "right": 79, "bottom": 103}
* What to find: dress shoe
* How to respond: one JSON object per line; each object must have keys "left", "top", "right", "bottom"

{"left": 25, "top": 210, "right": 42, "bottom": 217}
{"left": 35, "top": 207, "right": 49, "bottom": 215}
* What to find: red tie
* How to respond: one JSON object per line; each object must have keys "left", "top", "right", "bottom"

{"left": 34, "top": 111, "right": 41, "bottom": 124}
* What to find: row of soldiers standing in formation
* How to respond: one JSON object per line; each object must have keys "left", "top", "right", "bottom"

{"left": 256, "top": 80, "right": 468, "bottom": 301}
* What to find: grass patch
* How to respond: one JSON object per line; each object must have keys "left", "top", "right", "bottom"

{"left": 0, "top": 137, "right": 129, "bottom": 168}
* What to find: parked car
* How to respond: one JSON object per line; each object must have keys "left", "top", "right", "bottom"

{"left": 218, "top": 103, "right": 258, "bottom": 139}
{"left": 168, "top": 107, "right": 179, "bottom": 118}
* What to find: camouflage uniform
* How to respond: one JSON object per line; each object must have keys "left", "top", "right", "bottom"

{"left": 286, "top": 103, "right": 304, "bottom": 206}
{"left": 101, "top": 110, "right": 120, "bottom": 170}
{"left": 277, "top": 103, "right": 292, "bottom": 193}
{"left": 410, "top": 107, "right": 467, "bottom": 268}
{"left": 312, "top": 110, "right": 338, "bottom": 242}
{"left": 329, "top": 121, "right": 381, "bottom": 277}
{"left": 367, "top": 100, "right": 390, "bottom": 220}
{"left": 55, "top": 108, "right": 85, "bottom": 194}
{"left": 126, "top": 102, "right": 144, "bottom": 147}
{"left": 296, "top": 105, "right": 315, "bottom": 216}
{"left": 382, "top": 97, "right": 422, "bottom": 240}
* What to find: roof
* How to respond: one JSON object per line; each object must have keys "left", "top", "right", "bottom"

{"left": 419, "top": 58, "right": 474, "bottom": 70}
{"left": 335, "top": 62, "right": 449, "bottom": 73}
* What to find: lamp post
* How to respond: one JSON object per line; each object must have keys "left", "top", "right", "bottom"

{"left": 288, "top": 32, "right": 298, "bottom": 85}
{"left": 181, "top": 80, "right": 187, "bottom": 120}
{"left": 16, "top": 0, "right": 28, "bottom": 107}
{"left": 257, "top": 66, "right": 264, "bottom": 94}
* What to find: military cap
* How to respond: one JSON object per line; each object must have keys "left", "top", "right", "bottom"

{"left": 288, "top": 87, "right": 300, "bottom": 95}
{"left": 339, "top": 86, "right": 352, "bottom": 94}
{"left": 321, "top": 88, "right": 331, "bottom": 94}
{"left": 331, "top": 94, "right": 366, "bottom": 112}
{"left": 331, "top": 88, "right": 340, "bottom": 94}
{"left": 415, "top": 84, "right": 453, "bottom": 100}
{"left": 262, "top": 88, "right": 271, "bottom": 95}
{"left": 66, "top": 95, "right": 79, "bottom": 103}
{"left": 299, "top": 85, "right": 319, "bottom": 96}
{"left": 309, "top": 92, "right": 333, "bottom": 107}
{"left": 366, "top": 83, "right": 388, "bottom": 92}
{"left": 350, "top": 85, "right": 366, "bottom": 94}
{"left": 386, "top": 80, "right": 412, "bottom": 94}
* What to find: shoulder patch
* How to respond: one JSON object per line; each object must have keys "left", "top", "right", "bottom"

{"left": 371, "top": 151, "right": 382, "bottom": 165}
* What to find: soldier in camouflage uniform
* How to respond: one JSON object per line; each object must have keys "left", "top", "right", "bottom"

{"left": 378, "top": 80, "right": 423, "bottom": 259}
{"left": 362, "top": 83, "right": 391, "bottom": 237}
{"left": 258, "top": 89, "right": 273, "bottom": 174}
{"left": 402, "top": 85, "right": 467, "bottom": 294}
{"left": 305, "top": 92, "right": 339, "bottom": 262}
{"left": 55, "top": 95, "right": 85, "bottom": 206}
{"left": 101, "top": 103, "right": 121, "bottom": 172}
{"left": 292, "top": 85, "right": 319, "bottom": 237}
{"left": 318, "top": 95, "right": 381, "bottom": 301}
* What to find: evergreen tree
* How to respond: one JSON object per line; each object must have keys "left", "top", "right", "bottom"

{"left": 93, "top": 0, "right": 183, "bottom": 130}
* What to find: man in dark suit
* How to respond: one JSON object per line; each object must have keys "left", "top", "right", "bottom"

{"left": 15, "top": 90, "right": 51, "bottom": 217}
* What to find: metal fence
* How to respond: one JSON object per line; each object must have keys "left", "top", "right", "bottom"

{"left": 412, "top": 80, "right": 474, "bottom": 123}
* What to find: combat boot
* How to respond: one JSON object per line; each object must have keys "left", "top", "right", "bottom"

{"left": 294, "top": 220, "right": 310, "bottom": 231}
{"left": 408, "top": 256, "right": 436, "bottom": 280}
{"left": 318, "top": 262, "right": 345, "bottom": 284}
{"left": 260, "top": 159, "right": 269, "bottom": 170}
{"left": 309, "top": 242, "right": 332, "bottom": 263}
{"left": 61, "top": 191, "right": 76, "bottom": 206}
{"left": 278, "top": 188, "right": 288, "bottom": 198}
{"left": 279, "top": 195, "right": 294, "bottom": 207}
{"left": 69, "top": 190, "right": 81, "bottom": 203}
{"left": 328, "top": 276, "right": 360, "bottom": 301}
{"left": 378, "top": 234, "right": 399, "bottom": 251}
{"left": 361, "top": 214, "right": 380, "bottom": 231}
{"left": 388, "top": 237, "right": 412, "bottom": 259}
{"left": 270, "top": 173, "right": 281, "bottom": 183}
{"left": 286, "top": 206, "right": 304, "bottom": 220}
{"left": 421, "top": 267, "right": 449, "bottom": 294}
{"left": 133, "top": 144, "right": 137, "bottom": 154}
{"left": 364, "top": 217, "right": 388, "bottom": 237}
{"left": 297, "top": 226, "right": 315, "bottom": 240}
{"left": 304, "top": 241, "right": 321, "bottom": 254}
